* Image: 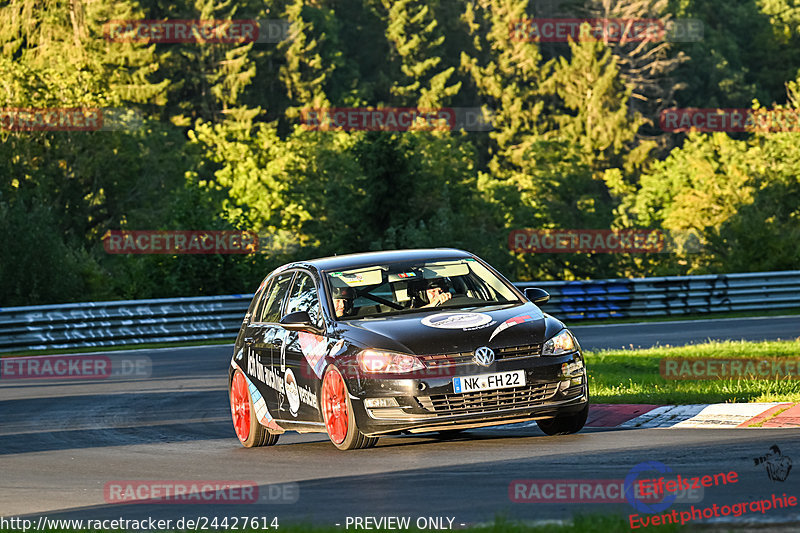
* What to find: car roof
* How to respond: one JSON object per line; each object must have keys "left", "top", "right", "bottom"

{"left": 288, "top": 248, "right": 475, "bottom": 273}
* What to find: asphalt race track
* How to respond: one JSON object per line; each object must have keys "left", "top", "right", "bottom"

{"left": 2, "top": 316, "right": 799, "bottom": 528}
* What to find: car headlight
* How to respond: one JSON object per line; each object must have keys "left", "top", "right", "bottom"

{"left": 358, "top": 349, "right": 425, "bottom": 373}
{"left": 542, "top": 329, "right": 577, "bottom": 356}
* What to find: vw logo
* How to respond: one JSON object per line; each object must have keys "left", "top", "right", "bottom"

{"left": 474, "top": 346, "right": 495, "bottom": 367}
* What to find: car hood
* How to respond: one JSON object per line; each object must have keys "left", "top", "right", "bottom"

{"left": 338, "top": 302, "right": 563, "bottom": 355}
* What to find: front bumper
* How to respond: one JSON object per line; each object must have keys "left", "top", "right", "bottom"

{"left": 345, "top": 351, "right": 588, "bottom": 436}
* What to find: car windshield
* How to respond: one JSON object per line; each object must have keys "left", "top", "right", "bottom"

{"left": 324, "top": 258, "right": 520, "bottom": 319}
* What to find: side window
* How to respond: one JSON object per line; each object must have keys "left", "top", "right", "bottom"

{"left": 260, "top": 273, "right": 294, "bottom": 323}
{"left": 250, "top": 278, "right": 273, "bottom": 322}
{"left": 285, "top": 273, "right": 323, "bottom": 327}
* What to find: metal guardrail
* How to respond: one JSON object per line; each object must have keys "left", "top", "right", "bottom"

{"left": 516, "top": 270, "right": 800, "bottom": 320}
{"left": 1, "top": 271, "right": 799, "bottom": 353}
{"left": 0, "top": 295, "right": 252, "bottom": 353}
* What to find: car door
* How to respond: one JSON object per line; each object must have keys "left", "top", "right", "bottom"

{"left": 279, "top": 271, "right": 326, "bottom": 422}
{"left": 249, "top": 271, "right": 294, "bottom": 417}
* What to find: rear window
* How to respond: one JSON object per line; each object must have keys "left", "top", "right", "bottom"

{"left": 260, "top": 272, "right": 293, "bottom": 323}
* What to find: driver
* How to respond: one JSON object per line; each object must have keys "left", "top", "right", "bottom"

{"left": 332, "top": 286, "right": 356, "bottom": 318}
{"left": 411, "top": 278, "right": 452, "bottom": 308}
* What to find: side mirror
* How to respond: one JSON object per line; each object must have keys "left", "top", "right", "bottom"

{"left": 279, "top": 311, "right": 321, "bottom": 333}
{"left": 524, "top": 287, "right": 550, "bottom": 305}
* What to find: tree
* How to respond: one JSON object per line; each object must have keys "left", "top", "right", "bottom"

{"left": 381, "top": 0, "right": 460, "bottom": 108}
{"left": 619, "top": 78, "right": 800, "bottom": 274}
{"left": 669, "top": 0, "right": 800, "bottom": 108}
{"left": 581, "top": 0, "right": 688, "bottom": 154}
{"left": 279, "top": 0, "right": 341, "bottom": 118}
{"left": 139, "top": 0, "right": 260, "bottom": 124}
{"left": 0, "top": 0, "right": 179, "bottom": 304}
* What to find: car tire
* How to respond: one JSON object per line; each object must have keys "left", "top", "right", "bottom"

{"left": 536, "top": 402, "right": 589, "bottom": 436}
{"left": 321, "top": 365, "right": 378, "bottom": 451}
{"left": 230, "top": 369, "right": 280, "bottom": 447}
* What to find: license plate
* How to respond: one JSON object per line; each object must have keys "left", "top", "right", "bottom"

{"left": 453, "top": 370, "right": 526, "bottom": 393}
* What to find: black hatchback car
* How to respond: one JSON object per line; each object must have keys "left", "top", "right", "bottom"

{"left": 228, "top": 249, "right": 588, "bottom": 450}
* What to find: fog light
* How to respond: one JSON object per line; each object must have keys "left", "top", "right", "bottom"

{"left": 364, "top": 397, "right": 399, "bottom": 408}
{"left": 561, "top": 360, "right": 584, "bottom": 375}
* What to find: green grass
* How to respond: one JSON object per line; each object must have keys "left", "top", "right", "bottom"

{"left": 587, "top": 339, "right": 800, "bottom": 404}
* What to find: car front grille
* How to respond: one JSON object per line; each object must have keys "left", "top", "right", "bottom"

{"left": 419, "top": 343, "right": 542, "bottom": 368}
{"left": 417, "top": 381, "right": 559, "bottom": 415}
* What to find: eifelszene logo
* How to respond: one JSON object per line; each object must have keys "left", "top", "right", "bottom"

{"left": 754, "top": 445, "right": 792, "bottom": 482}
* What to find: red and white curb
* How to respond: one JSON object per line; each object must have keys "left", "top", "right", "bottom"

{"left": 587, "top": 403, "right": 800, "bottom": 429}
